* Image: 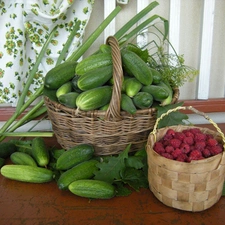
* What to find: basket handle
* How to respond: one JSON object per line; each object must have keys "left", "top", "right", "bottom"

{"left": 105, "top": 36, "right": 123, "bottom": 121}
{"left": 151, "top": 105, "right": 225, "bottom": 148}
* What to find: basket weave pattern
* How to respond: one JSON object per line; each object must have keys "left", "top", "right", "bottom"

{"left": 147, "top": 107, "right": 225, "bottom": 212}
{"left": 44, "top": 36, "right": 179, "bottom": 155}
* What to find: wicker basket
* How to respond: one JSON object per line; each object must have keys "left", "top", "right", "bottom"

{"left": 44, "top": 36, "right": 179, "bottom": 155}
{"left": 146, "top": 106, "right": 225, "bottom": 212}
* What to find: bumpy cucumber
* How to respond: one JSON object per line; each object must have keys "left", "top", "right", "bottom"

{"left": 121, "top": 94, "right": 137, "bottom": 115}
{"left": 31, "top": 137, "right": 50, "bottom": 167}
{"left": 56, "top": 144, "right": 95, "bottom": 170}
{"left": 158, "top": 80, "right": 174, "bottom": 106}
{"left": 68, "top": 179, "right": 116, "bottom": 199}
{"left": 76, "top": 53, "right": 112, "bottom": 75}
{"left": 124, "top": 78, "right": 142, "bottom": 97}
{"left": 99, "top": 44, "right": 111, "bottom": 53}
{"left": 71, "top": 75, "right": 82, "bottom": 93}
{"left": 0, "top": 142, "right": 17, "bottom": 159}
{"left": 56, "top": 82, "right": 72, "bottom": 98}
{"left": 133, "top": 92, "right": 153, "bottom": 109}
{"left": 76, "top": 86, "right": 112, "bottom": 111}
{"left": 149, "top": 68, "right": 162, "bottom": 84}
{"left": 58, "top": 92, "right": 80, "bottom": 108}
{"left": 44, "top": 61, "right": 77, "bottom": 89}
{"left": 57, "top": 159, "right": 99, "bottom": 190}
{"left": 0, "top": 165, "right": 54, "bottom": 183}
{"left": 126, "top": 43, "right": 149, "bottom": 62}
{"left": 121, "top": 49, "right": 153, "bottom": 85}
{"left": 77, "top": 65, "right": 113, "bottom": 91}
{"left": 10, "top": 152, "right": 37, "bottom": 167}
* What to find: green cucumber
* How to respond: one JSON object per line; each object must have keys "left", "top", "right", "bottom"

{"left": 76, "top": 53, "right": 112, "bottom": 75}
{"left": 56, "top": 144, "right": 95, "bottom": 170}
{"left": 0, "top": 165, "right": 53, "bottom": 183}
{"left": 0, "top": 142, "right": 17, "bottom": 159}
{"left": 10, "top": 152, "right": 37, "bottom": 167}
{"left": 99, "top": 44, "right": 111, "bottom": 53}
{"left": 149, "top": 68, "right": 162, "bottom": 84}
{"left": 57, "top": 159, "right": 99, "bottom": 190}
{"left": 121, "top": 94, "right": 137, "bottom": 115}
{"left": 158, "top": 80, "right": 174, "bottom": 106}
{"left": 71, "top": 75, "right": 82, "bottom": 93}
{"left": 58, "top": 92, "right": 80, "bottom": 108}
{"left": 133, "top": 92, "right": 153, "bottom": 109}
{"left": 126, "top": 43, "right": 149, "bottom": 62}
{"left": 124, "top": 77, "right": 142, "bottom": 97}
{"left": 121, "top": 49, "right": 153, "bottom": 86}
{"left": 56, "top": 82, "right": 72, "bottom": 98}
{"left": 31, "top": 137, "right": 50, "bottom": 167}
{"left": 44, "top": 61, "right": 77, "bottom": 89}
{"left": 68, "top": 179, "right": 116, "bottom": 199}
{"left": 77, "top": 65, "right": 113, "bottom": 91}
{"left": 76, "top": 86, "right": 112, "bottom": 111}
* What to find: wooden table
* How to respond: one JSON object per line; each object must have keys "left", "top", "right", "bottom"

{"left": 1, "top": 124, "right": 225, "bottom": 225}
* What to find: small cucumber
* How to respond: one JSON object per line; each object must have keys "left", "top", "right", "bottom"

{"left": 76, "top": 86, "right": 112, "bottom": 111}
{"left": 0, "top": 142, "right": 17, "bottom": 159}
{"left": 133, "top": 92, "right": 153, "bottom": 109}
{"left": 58, "top": 92, "right": 80, "bottom": 108}
{"left": 121, "top": 94, "right": 137, "bottom": 115}
{"left": 56, "top": 82, "right": 72, "bottom": 98}
{"left": 77, "top": 65, "right": 113, "bottom": 91}
{"left": 149, "top": 68, "right": 162, "bottom": 84}
{"left": 0, "top": 158, "right": 5, "bottom": 168}
{"left": 76, "top": 53, "right": 112, "bottom": 75}
{"left": 124, "top": 78, "right": 142, "bottom": 97}
{"left": 99, "top": 44, "right": 111, "bottom": 53}
{"left": 121, "top": 49, "right": 153, "bottom": 86}
{"left": 56, "top": 144, "right": 95, "bottom": 170}
{"left": 31, "top": 137, "right": 50, "bottom": 167}
{"left": 10, "top": 152, "right": 37, "bottom": 167}
{"left": 158, "top": 80, "right": 174, "bottom": 106}
{"left": 0, "top": 165, "right": 53, "bottom": 183}
{"left": 68, "top": 179, "right": 116, "bottom": 199}
{"left": 50, "top": 149, "right": 65, "bottom": 160}
{"left": 44, "top": 61, "right": 77, "bottom": 89}
{"left": 57, "top": 159, "right": 99, "bottom": 190}
{"left": 71, "top": 75, "right": 82, "bottom": 93}
{"left": 126, "top": 43, "right": 149, "bottom": 62}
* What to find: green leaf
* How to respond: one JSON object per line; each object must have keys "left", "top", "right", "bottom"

{"left": 93, "top": 144, "right": 131, "bottom": 183}
{"left": 155, "top": 102, "right": 189, "bottom": 129}
{"left": 114, "top": 182, "right": 132, "bottom": 197}
{"left": 125, "top": 156, "right": 144, "bottom": 169}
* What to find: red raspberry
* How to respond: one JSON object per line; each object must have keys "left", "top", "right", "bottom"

{"left": 161, "top": 152, "right": 174, "bottom": 160}
{"left": 166, "top": 129, "right": 176, "bottom": 137}
{"left": 202, "top": 148, "right": 211, "bottom": 158}
{"left": 180, "top": 143, "right": 191, "bottom": 154}
{"left": 206, "top": 138, "right": 218, "bottom": 147}
{"left": 172, "top": 148, "right": 183, "bottom": 159}
{"left": 183, "top": 130, "right": 194, "bottom": 138}
{"left": 176, "top": 153, "right": 188, "bottom": 162}
{"left": 154, "top": 142, "right": 165, "bottom": 154}
{"left": 183, "top": 136, "right": 194, "bottom": 145}
{"left": 194, "top": 133, "right": 207, "bottom": 142}
{"left": 174, "top": 132, "right": 185, "bottom": 141}
{"left": 189, "top": 150, "right": 203, "bottom": 160}
{"left": 194, "top": 141, "right": 206, "bottom": 150}
{"left": 189, "top": 128, "right": 201, "bottom": 134}
{"left": 165, "top": 145, "right": 174, "bottom": 154}
{"left": 170, "top": 138, "right": 181, "bottom": 148}
{"left": 209, "top": 146, "right": 223, "bottom": 156}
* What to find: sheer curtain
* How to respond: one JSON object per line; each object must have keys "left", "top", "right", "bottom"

{"left": 0, "top": 0, "right": 94, "bottom": 105}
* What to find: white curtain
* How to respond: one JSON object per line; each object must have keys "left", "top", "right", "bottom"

{"left": 0, "top": 0, "right": 94, "bottom": 104}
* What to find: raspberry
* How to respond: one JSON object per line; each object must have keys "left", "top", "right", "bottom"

{"left": 194, "top": 133, "right": 206, "bottom": 142}
{"left": 189, "top": 149, "right": 203, "bottom": 159}
{"left": 161, "top": 152, "right": 173, "bottom": 160}
{"left": 165, "top": 145, "right": 174, "bottom": 154}
{"left": 194, "top": 141, "right": 206, "bottom": 150}
{"left": 183, "top": 130, "right": 194, "bottom": 138}
{"left": 174, "top": 132, "right": 185, "bottom": 141}
{"left": 206, "top": 138, "right": 218, "bottom": 147}
{"left": 154, "top": 142, "right": 165, "bottom": 154}
{"left": 189, "top": 128, "right": 201, "bottom": 134}
{"left": 209, "top": 146, "right": 223, "bottom": 156}
{"left": 166, "top": 129, "right": 176, "bottom": 137}
{"left": 172, "top": 148, "right": 183, "bottom": 159}
{"left": 202, "top": 148, "right": 211, "bottom": 158}
{"left": 176, "top": 153, "right": 188, "bottom": 162}
{"left": 170, "top": 138, "right": 181, "bottom": 148}
{"left": 183, "top": 136, "right": 194, "bottom": 145}
{"left": 180, "top": 143, "right": 191, "bottom": 154}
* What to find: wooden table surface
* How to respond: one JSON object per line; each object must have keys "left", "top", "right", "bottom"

{"left": 1, "top": 124, "right": 225, "bottom": 225}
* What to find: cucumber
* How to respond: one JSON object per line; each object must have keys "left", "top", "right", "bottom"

{"left": 149, "top": 68, "right": 162, "bottom": 84}
{"left": 56, "top": 144, "right": 95, "bottom": 170}
{"left": 133, "top": 92, "right": 153, "bottom": 109}
{"left": 121, "top": 94, "right": 137, "bottom": 115}
{"left": 77, "top": 65, "right": 113, "bottom": 91}
{"left": 0, "top": 142, "right": 17, "bottom": 159}
{"left": 76, "top": 86, "right": 112, "bottom": 111}
{"left": 71, "top": 75, "right": 82, "bottom": 93}
{"left": 58, "top": 92, "right": 80, "bottom": 108}
{"left": 126, "top": 43, "right": 149, "bottom": 62}
{"left": 121, "top": 49, "right": 153, "bottom": 86}
{"left": 76, "top": 53, "right": 112, "bottom": 75}
{"left": 56, "top": 82, "right": 72, "bottom": 98}
{"left": 10, "top": 152, "right": 37, "bottom": 167}
{"left": 141, "top": 84, "right": 169, "bottom": 102}
{"left": 44, "top": 60, "right": 77, "bottom": 89}
{"left": 0, "top": 158, "right": 5, "bottom": 168}
{"left": 50, "top": 149, "right": 65, "bottom": 160}
{"left": 31, "top": 137, "right": 50, "bottom": 167}
{"left": 99, "top": 44, "right": 111, "bottom": 53}
{"left": 158, "top": 80, "right": 174, "bottom": 106}
{"left": 0, "top": 165, "right": 53, "bottom": 183}
{"left": 68, "top": 179, "right": 116, "bottom": 199}
{"left": 57, "top": 159, "right": 99, "bottom": 190}
{"left": 124, "top": 78, "right": 142, "bottom": 97}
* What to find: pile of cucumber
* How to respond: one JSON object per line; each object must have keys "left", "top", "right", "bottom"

{"left": 0, "top": 139, "right": 116, "bottom": 199}
{"left": 44, "top": 43, "right": 174, "bottom": 113}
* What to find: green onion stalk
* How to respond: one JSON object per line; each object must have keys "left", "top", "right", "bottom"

{"left": 0, "top": 1, "right": 166, "bottom": 142}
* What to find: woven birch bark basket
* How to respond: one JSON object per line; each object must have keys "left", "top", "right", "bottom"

{"left": 146, "top": 106, "right": 225, "bottom": 212}
{"left": 44, "top": 36, "right": 179, "bottom": 155}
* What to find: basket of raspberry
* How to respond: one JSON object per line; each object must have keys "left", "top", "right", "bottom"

{"left": 146, "top": 105, "right": 225, "bottom": 212}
